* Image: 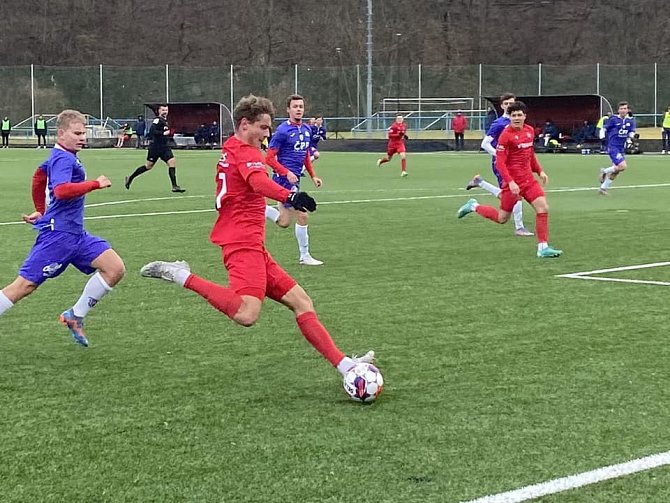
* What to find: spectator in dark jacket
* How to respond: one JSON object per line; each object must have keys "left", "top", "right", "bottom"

{"left": 135, "top": 115, "right": 146, "bottom": 148}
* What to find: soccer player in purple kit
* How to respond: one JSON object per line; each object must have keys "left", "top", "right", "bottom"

{"left": 309, "top": 116, "right": 326, "bottom": 162}
{"left": 0, "top": 110, "right": 125, "bottom": 347}
{"left": 598, "top": 101, "right": 635, "bottom": 195}
{"left": 264, "top": 94, "right": 324, "bottom": 266}
{"left": 465, "top": 92, "right": 533, "bottom": 237}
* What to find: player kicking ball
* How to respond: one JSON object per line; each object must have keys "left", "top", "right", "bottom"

{"left": 456, "top": 101, "right": 562, "bottom": 258}
{"left": 140, "top": 94, "right": 375, "bottom": 382}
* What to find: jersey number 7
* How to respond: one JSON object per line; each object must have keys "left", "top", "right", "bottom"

{"left": 215, "top": 172, "right": 227, "bottom": 209}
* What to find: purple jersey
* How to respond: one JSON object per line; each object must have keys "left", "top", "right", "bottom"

{"left": 310, "top": 124, "right": 326, "bottom": 148}
{"left": 486, "top": 115, "right": 511, "bottom": 149}
{"left": 269, "top": 120, "right": 312, "bottom": 177}
{"left": 34, "top": 146, "right": 88, "bottom": 234}
{"left": 604, "top": 115, "right": 635, "bottom": 150}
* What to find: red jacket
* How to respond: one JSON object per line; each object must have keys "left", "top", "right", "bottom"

{"left": 452, "top": 115, "right": 468, "bottom": 134}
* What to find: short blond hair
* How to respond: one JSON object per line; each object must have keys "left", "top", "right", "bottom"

{"left": 56, "top": 109, "right": 86, "bottom": 131}
{"left": 233, "top": 95, "right": 275, "bottom": 129}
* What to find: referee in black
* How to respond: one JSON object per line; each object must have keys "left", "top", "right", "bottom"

{"left": 125, "top": 104, "right": 185, "bottom": 193}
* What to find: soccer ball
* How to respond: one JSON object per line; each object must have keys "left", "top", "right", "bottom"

{"left": 343, "top": 363, "right": 384, "bottom": 403}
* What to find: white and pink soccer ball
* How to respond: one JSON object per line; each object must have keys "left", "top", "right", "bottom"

{"left": 342, "top": 363, "right": 384, "bottom": 403}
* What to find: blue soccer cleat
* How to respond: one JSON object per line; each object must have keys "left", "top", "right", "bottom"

{"left": 457, "top": 198, "right": 478, "bottom": 219}
{"left": 537, "top": 246, "right": 563, "bottom": 258}
{"left": 59, "top": 309, "right": 89, "bottom": 347}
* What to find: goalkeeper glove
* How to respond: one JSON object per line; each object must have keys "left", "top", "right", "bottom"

{"left": 287, "top": 191, "right": 317, "bottom": 212}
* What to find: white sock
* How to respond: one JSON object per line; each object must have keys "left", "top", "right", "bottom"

{"left": 337, "top": 356, "right": 355, "bottom": 375}
{"left": 265, "top": 205, "right": 280, "bottom": 223}
{"left": 602, "top": 166, "right": 616, "bottom": 175}
{"left": 600, "top": 178, "right": 613, "bottom": 190}
{"left": 295, "top": 223, "right": 310, "bottom": 258}
{"left": 537, "top": 242, "right": 548, "bottom": 251}
{"left": 479, "top": 180, "right": 501, "bottom": 197}
{"left": 0, "top": 290, "right": 14, "bottom": 316}
{"left": 512, "top": 201, "right": 524, "bottom": 229}
{"left": 72, "top": 272, "right": 112, "bottom": 318}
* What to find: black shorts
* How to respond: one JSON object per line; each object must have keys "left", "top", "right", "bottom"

{"left": 147, "top": 146, "right": 174, "bottom": 164}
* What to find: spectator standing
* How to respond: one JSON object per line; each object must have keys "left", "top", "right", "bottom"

{"left": 1, "top": 116, "right": 10, "bottom": 148}
{"left": 135, "top": 115, "right": 146, "bottom": 149}
{"left": 661, "top": 105, "right": 670, "bottom": 154}
{"left": 452, "top": 111, "right": 468, "bottom": 151}
{"left": 35, "top": 114, "right": 48, "bottom": 148}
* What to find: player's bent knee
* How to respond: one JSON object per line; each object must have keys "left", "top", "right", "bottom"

{"left": 234, "top": 298, "right": 262, "bottom": 327}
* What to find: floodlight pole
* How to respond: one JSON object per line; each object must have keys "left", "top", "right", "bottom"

{"left": 366, "top": 0, "right": 373, "bottom": 137}
{"left": 30, "top": 64, "right": 35, "bottom": 121}
{"left": 165, "top": 64, "right": 170, "bottom": 102}
{"left": 230, "top": 64, "right": 234, "bottom": 112}
{"left": 99, "top": 64, "right": 103, "bottom": 122}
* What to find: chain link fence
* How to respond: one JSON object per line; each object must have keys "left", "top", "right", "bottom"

{"left": 1, "top": 64, "right": 668, "bottom": 131}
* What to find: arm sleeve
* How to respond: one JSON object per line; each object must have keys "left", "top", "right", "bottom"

{"left": 481, "top": 135, "right": 496, "bottom": 156}
{"left": 265, "top": 148, "right": 290, "bottom": 176}
{"left": 53, "top": 180, "right": 101, "bottom": 200}
{"left": 495, "top": 135, "right": 513, "bottom": 184}
{"left": 246, "top": 170, "right": 291, "bottom": 203}
{"left": 303, "top": 151, "right": 315, "bottom": 177}
{"left": 31, "top": 167, "right": 48, "bottom": 214}
{"left": 530, "top": 151, "right": 543, "bottom": 175}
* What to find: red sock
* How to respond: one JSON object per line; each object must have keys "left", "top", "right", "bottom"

{"left": 184, "top": 274, "right": 242, "bottom": 319}
{"left": 296, "top": 311, "right": 345, "bottom": 367}
{"left": 536, "top": 212, "right": 548, "bottom": 243}
{"left": 401, "top": 158, "right": 407, "bottom": 171}
{"left": 475, "top": 204, "right": 501, "bottom": 223}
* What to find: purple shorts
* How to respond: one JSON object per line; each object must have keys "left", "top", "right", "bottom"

{"left": 491, "top": 159, "right": 504, "bottom": 188}
{"left": 272, "top": 174, "right": 299, "bottom": 208}
{"left": 608, "top": 147, "right": 625, "bottom": 166}
{"left": 19, "top": 230, "right": 111, "bottom": 285}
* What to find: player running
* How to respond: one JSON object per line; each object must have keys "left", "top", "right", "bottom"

{"left": 309, "top": 116, "right": 326, "bottom": 162}
{"left": 264, "top": 94, "right": 324, "bottom": 266}
{"left": 140, "top": 94, "right": 375, "bottom": 382}
{"left": 125, "top": 104, "right": 185, "bottom": 193}
{"left": 465, "top": 92, "right": 532, "bottom": 237}
{"left": 598, "top": 101, "right": 635, "bottom": 195}
{"left": 0, "top": 110, "right": 126, "bottom": 346}
{"left": 456, "top": 101, "right": 562, "bottom": 259}
{"left": 377, "top": 114, "right": 408, "bottom": 177}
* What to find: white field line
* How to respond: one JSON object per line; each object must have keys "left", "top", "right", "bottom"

{"left": 557, "top": 262, "right": 670, "bottom": 287}
{"left": 1, "top": 182, "right": 669, "bottom": 227}
{"left": 462, "top": 451, "right": 670, "bottom": 503}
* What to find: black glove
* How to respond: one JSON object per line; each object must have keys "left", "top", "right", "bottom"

{"left": 403, "top": 134, "right": 409, "bottom": 140}
{"left": 287, "top": 191, "right": 316, "bottom": 212}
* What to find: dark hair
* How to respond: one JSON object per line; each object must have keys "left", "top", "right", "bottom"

{"left": 233, "top": 94, "right": 275, "bottom": 129}
{"left": 500, "top": 92, "right": 516, "bottom": 102}
{"left": 617, "top": 101, "right": 629, "bottom": 108}
{"left": 286, "top": 94, "right": 304, "bottom": 107}
{"left": 507, "top": 101, "right": 527, "bottom": 115}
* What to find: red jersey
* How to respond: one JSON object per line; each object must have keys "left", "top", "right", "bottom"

{"left": 495, "top": 124, "right": 542, "bottom": 185}
{"left": 210, "top": 136, "right": 290, "bottom": 251}
{"left": 387, "top": 122, "right": 407, "bottom": 145}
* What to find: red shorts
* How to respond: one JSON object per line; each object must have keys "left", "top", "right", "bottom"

{"left": 499, "top": 179, "right": 545, "bottom": 213}
{"left": 223, "top": 248, "right": 297, "bottom": 301}
{"left": 387, "top": 142, "right": 406, "bottom": 156}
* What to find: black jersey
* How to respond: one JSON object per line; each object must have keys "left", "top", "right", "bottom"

{"left": 149, "top": 117, "right": 169, "bottom": 147}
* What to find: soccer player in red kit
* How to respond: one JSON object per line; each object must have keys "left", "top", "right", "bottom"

{"left": 140, "top": 94, "right": 375, "bottom": 380}
{"left": 456, "top": 101, "right": 562, "bottom": 258}
{"left": 377, "top": 114, "right": 408, "bottom": 177}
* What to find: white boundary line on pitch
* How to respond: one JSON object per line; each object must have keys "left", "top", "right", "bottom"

{"left": 1, "top": 182, "right": 670, "bottom": 227}
{"left": 556, "top": 261, "right": 670, "bottom": 287}
{"left": 462, "top": 451, "right": 670, "bottom": 503}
